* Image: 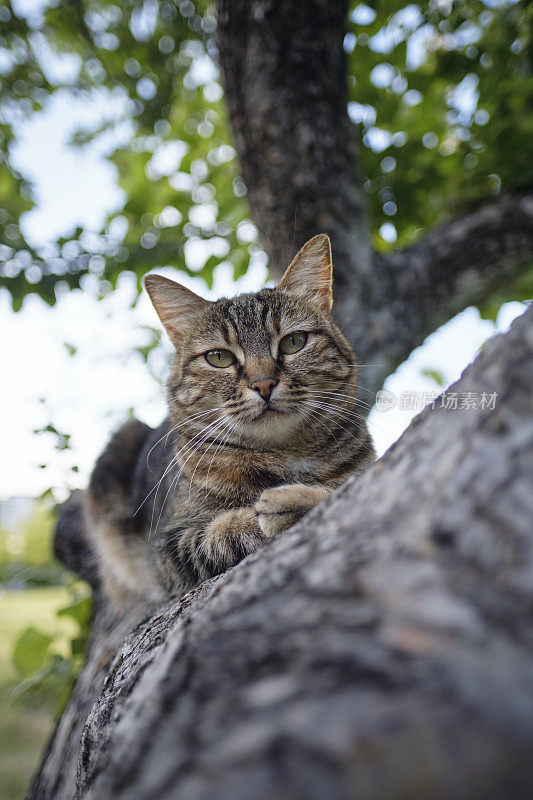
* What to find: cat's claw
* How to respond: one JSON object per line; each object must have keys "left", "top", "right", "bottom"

{"left": 255, "top": 483, "right": 329, "bottom": 538}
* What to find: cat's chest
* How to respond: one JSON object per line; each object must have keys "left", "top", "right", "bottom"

{"left": 239, "top": 450, "right": 321, "bottom": 483}
{"left": 282, "top": 455, "right": 321, "bottom": 482}
{"left": 193, "top": 448, "right": 323, "bottom": 506}
{"left": 231, "top": 451, "right": 322, "bottom": 497}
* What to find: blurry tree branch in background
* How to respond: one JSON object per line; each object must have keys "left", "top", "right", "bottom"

{"left": 217, "top": 0, "right": 533, "bottom": 394}
{"left": 0, "top": 0, "right": 531, "bottom": 393}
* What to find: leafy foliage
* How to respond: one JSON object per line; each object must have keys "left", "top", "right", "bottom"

{"left": 9, "top": 583, "right": 92, "bottom": 715}
{"left": 0, "top": 0, "right": 531, "bottom": 308}
{"left": 1, "top": 500, "right": 92, "bottom": 715}
{"left": 347, "top": 0, "right": 533, "bottom": 250}
{"left": 0, "top": 500, "right": 66, "bottom": 587}
{"left": 13, "top": 626, "right": 53, "bottom": 677}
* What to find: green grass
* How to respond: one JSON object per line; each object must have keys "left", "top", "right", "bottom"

{"left": 0, "top": 587, "right": 75, "bottom": 800}
{"left": 0, "top": 705, "right": 53, "bottom": 800}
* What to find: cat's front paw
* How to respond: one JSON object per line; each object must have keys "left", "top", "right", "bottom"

{"left": 255, "top": 483, "right": 330, "bottom": 538}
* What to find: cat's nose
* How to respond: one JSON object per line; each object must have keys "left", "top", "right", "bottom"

{"left": 250, "top": 377, "right": 278, "bottom": 400}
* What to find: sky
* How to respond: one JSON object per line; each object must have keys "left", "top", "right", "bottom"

{"left": 0, "top": 79, "right": 527, "bottom": 501}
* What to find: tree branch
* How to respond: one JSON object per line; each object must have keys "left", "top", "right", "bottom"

{"left": 217, "top": 0, "right": 373, "bottom": 279}
{"left": 355, "top": 192, "right": 533, "bottom": 397}
{"left": 29, "top": 306, "right": 533, "bottom": 799}
{"left": 217, "top": 0, "right": 533, "bottom": 401}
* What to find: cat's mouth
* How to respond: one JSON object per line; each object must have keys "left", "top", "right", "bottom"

{"left": 252, "top": 404, "right": 287, "bottom": 421}
{"left": 234, "top": 401, "right": 304, "bottom": 446}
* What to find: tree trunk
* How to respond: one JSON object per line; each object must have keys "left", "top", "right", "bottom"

{"left": 29, "top": 306, "right": 533, "bottom": 800}
{"left": 217, "top": 0, "right": 533, "bottom": 398}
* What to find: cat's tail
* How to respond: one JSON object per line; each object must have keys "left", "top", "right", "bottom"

{"left": 54, "top": 489, "right": 100, "bottom": 589}
{"left": 84, "top": 419, "right": 165, "bottom": 606}
{"left": 88, "top": 418, "right": 150, "bottom": 512}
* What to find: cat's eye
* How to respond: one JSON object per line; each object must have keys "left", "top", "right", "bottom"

{"left": 279, "top": 332, "right": 308, "bottom": 355}
{"left": 205, "top": 349, "right": 236, "bottom": 368}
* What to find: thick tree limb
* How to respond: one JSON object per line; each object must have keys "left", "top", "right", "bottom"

{"left": 217, "top": 0, "right": 533, "bottom": 398}
{"left": 366, "top": 192, "right": 533, "bottom": 394}
{"left": 29, "top": 306, "right": 533, "bottom": 799}
{"left": 217, "top": 0, "right": 373, "bottom": 282}
{"left": 29, "top": 493, "right": 155, "bottom": 799}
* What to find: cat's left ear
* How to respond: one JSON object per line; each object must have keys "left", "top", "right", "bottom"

{"left": 143, "top": 274, "right": 210, "bottom": 347}
{"left": 277, "top": 234, "right": 333, "bottom": 312}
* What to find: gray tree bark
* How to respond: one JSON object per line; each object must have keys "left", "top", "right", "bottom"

{"left": 217, "top": 0, "right": 533, "bottom": 398}
{"left": 29, "top": 304, "right": 533, "bottom": 800}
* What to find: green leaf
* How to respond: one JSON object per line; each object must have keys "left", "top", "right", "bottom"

{"left": 63, "top": 342, "right": 78, "bottom": 357}
{"left": 70, "top": 636, "right": 87, "bottom": 657}
{"left": 420, "top": 368, "right": 446, "bottom": 388}
{"left": 57, "top": 595, "right": 92, "bottom": 629}
{"left": 12, "top": 627, "right": 53, "bottom": 677}
{"left": 0, "top": 0, "right": 531, "bottom": 322}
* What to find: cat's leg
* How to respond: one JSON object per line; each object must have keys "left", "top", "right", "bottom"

{"left": 255, "top": 484, "right": 330, "bottom": 538}
{"left": 201, "top": 507, "right": 265, "bottom": 572}
{"left": 159, "top": 507, "right": 266, "bottom": 592}
{"left": 85, "top": 418, "right": 165, "bottom": 607}
{"left": 161, "top": 494, "right": 319, "bottom": 595}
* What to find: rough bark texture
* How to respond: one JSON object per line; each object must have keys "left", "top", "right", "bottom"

{"left": 29, "top": 493, "right": 158, "bottom": 800}
{"left": 217, "top": 0, "right": 533, "bottom": 397}
{"left": 29, "top": 306, "right": 533, "bottom": 800}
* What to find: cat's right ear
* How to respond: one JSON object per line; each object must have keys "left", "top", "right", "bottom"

{"left": 143, "top": 274, "right": 210, "bottom": 347}
{"left": 277, "top": 234, "right": 333, "bottom": 312}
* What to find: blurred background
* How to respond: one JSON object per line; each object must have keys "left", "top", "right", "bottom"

{"left": 0, "top": 0, "right": 531, "bottom": 796}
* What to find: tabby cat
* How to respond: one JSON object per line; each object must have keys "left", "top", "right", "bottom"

{"left": 84, "top": 235, "right": 375, "bottom": 604}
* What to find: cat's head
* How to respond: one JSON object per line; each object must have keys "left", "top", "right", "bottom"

{"left": 144, "top": 235, "right": 357, "bottom": 446}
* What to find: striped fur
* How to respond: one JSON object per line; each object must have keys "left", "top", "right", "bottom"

{"left": 85, "top": 235, "right": 375, "bottom": 602}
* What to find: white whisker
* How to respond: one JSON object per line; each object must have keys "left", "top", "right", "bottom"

{"left": 306, "top": 390, "right": 373, "bottom": 410}
{"left": 307, "top": 381, "right": 376, "bottom": 402}
{"left": 187, "top": 417, "right": 232, "bottom": 500}
{"left": 135, "top": 409, "right": 223, "bottom": 518}
{"left": 307, "top": 398, "right": 390, "bottom": 438}
{"left": 304, "top": 402, "right": 365, "bottom": 446}
{"left": 203, "top": 418, "right": 240, "bottom": 499}
{"left": 304, "top": 407, "right": 342, "bottom": 454}
{"left": 307, "top": 398, "right": 373, "bottom": 419}
{"left": 145, "top": 407, "right": 220, "bottom": 470}
{"left": 152, "top": 416, "right": 225, "bottom": 536}
{"left": 306, "top": 401, "right": 366, "bottom": 430}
